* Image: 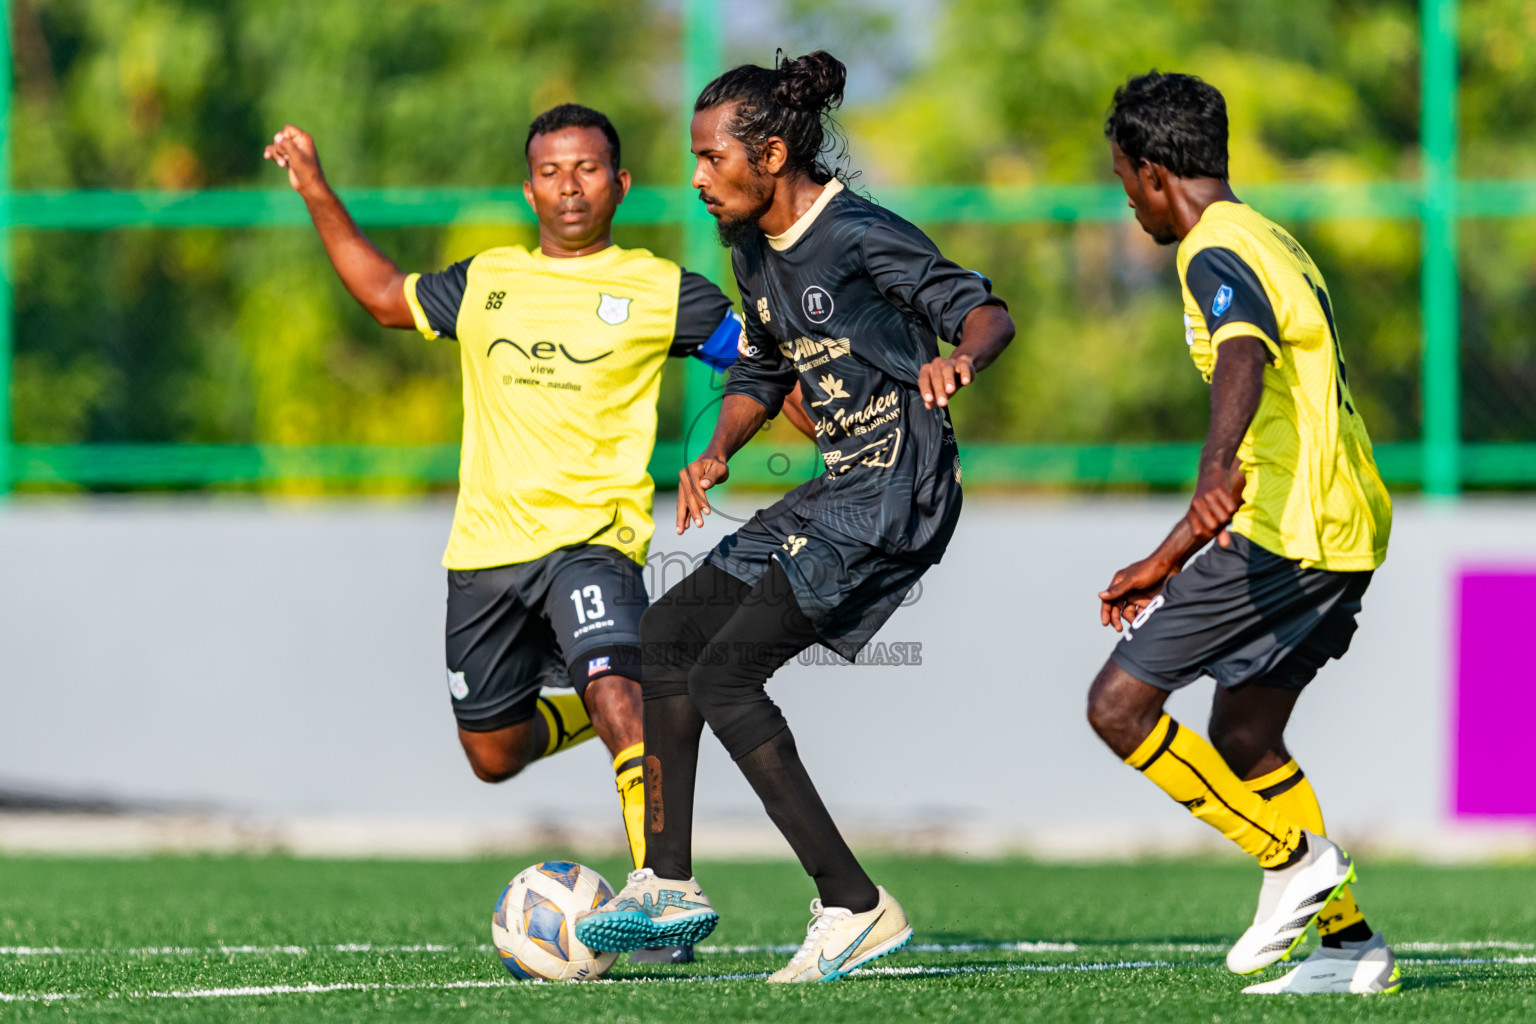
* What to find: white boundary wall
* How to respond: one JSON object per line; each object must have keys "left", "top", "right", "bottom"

{"left": 0, "top": 494, "right": 1532, "bottom": 859}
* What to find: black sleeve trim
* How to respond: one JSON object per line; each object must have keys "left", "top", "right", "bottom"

{"left": 415, "top": 258, "right": 472, "bottom": 340}
{"left": 1185, "top": 247, "right": 1279, "bottom": 346}
{"left": 670, "top": 269, "right": 734, "bottom": 356}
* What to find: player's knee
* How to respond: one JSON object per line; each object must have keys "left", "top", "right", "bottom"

{"left": 1208, "top": 717, "right": 1275, "bottom": 777}
{"left": 1085, "top": 690, "right": 1124, "bottom": 743}
{"left": 684, "top": 661, "right": 721, "bottom": 717}
{"left": 1086, "top": 662, "right": 1161, "bottom": 757}
{"left": 459, "top": 734, "right": 531, "bottom": 783}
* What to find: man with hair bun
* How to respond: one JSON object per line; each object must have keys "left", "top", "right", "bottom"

{"left": 266, "top": 104, "right": 811, "bottom": 965}
{"left": 1089, "top": 71, "right": 1397, "bottom": 995}
{"left": 576, "top": 50, "right": 1016, "bottom": 983}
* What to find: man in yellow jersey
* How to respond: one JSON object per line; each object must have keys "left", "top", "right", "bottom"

{"left": 1086, "top": 72, "right": 1398, "bottom": 996}
{"left": 264, "top": 104, "right": 808, "bottom": 964}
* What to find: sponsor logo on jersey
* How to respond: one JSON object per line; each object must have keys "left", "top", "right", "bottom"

{"left": 829, "top": 387, "right": 901, "bottom": 435}
{"left": 809, "top": 373, "right": 851, "bottom": 407}
{"left": 757, "top": 296, "right": 772, "bottom": 323}
{"left": 587, "top": 655, "right": 611, "bottom": 677}
{"left": 802, "top": 285, "right": 834, "bottom": 324}
{"left": 596, "top": 293, "right": 632, "bottom": 325}
{"left": 1183, "top": 312, "right": 1196, "bottom": 348}
{"left": 781, "top": 534, "right": 809, "bottom": 556}
{"left": 446, "top": 669, "right": 469, "bottom": 700}
{"left": 822, "top": 427, "right": 903, "bottom": 473}
{"left": 1211, "top": 284, "right": 1233, "bottom": 317}
{"left": 778, "top": 335, "right": 851, "bottom": 370}
{"left": 487, "top": 338, "right": 613, "bottom": 365}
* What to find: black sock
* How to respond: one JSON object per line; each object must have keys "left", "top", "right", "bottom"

{"left": 1321, "top": 920, "right": 1375, "bottom": 948}
{"left": 637, "top": 564, "right": 751, "bottom": 881}
{"left": 736, "top": 728, "right": 879, "bottom": 913}
{"left": 642, "top": 693, "right": 705, "bottom": 880}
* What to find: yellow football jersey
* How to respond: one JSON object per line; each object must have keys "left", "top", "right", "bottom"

{"left": 1177, "top": 201, "right": 1391, "bottom": 570}
{"left": 404, "top": 244, "right": 739, "bottom": 570}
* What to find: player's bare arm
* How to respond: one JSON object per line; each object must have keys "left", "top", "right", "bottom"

{"left": 1099, "top": 336, "right": 1261, "bottom": 630}
{"left": 1188, "top": 335, "right": 1267, "bottom": 545}
{"left": 918, "top": 304, "right": 1015, "bottom": 409}
{"left": 676, "top": 393, "right": 773, "bottom": 533}
{"left": 263, "top": 125, "right": 413, "bottom": 328}
{"left": 778, "top": 382, "right": 817, "bottom": 438}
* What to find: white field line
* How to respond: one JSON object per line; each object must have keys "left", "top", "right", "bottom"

{"left": 1, "top": 954, "right": 1532, "bottom": 1003}
{"left": 0, "top": 962, "right": 1185, "bottom": 1002}
{"left": 1, "top": 938, "right": 1530, "bottom": 959}
{"left": 0, "top": 943, "right": 464, "bottom": 957}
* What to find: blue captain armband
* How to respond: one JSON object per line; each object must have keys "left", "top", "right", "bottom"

{"left": 691, "top": 310, "right": 743, "bottom": 372}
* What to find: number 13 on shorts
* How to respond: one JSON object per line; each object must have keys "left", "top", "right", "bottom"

{"left": 570, "top": 585, "right": 606, "bottom": 624}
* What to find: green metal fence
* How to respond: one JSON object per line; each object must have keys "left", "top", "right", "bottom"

{"left": 1, "top": 0, "right": 1523, "bottom": 493}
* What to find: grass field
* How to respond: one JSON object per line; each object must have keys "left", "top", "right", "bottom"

{"left": 2, "top": 855, "right": 1534, "bottom": 1022}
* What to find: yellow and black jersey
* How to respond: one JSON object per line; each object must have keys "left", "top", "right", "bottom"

{"left": 1177, "top": 201, "right": 1391, "bottom": 570}
{"left": 404, "top": 244, "right": 740, "bottom": 571}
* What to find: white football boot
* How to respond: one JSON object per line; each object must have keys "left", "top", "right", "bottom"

{"left": 1227, "top": 831, "right": 1355, "bottom": 975}
{"left": 573, "top": 867, "right": 718, "bottom": 953}
{"left": 1243, "top": 933, "right": 1401, "bottom": 994}
{"left": 768, "top": 886, "right": 913, "bottom": 983}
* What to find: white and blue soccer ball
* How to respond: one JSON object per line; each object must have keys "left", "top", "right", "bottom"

{"left": 492, "top": 861, "right": 618, "bottom": 981}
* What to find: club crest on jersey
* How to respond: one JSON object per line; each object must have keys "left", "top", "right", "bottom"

{"left": 596, "top": 293, "right": 632, "bottom": 325}
{"left": 1211, "top": 284, "right": 1233, "bottom": 317}
{"left": 802, "top": 286, "right": 834, "bottom": 324}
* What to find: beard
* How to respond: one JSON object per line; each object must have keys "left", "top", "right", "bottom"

{"left": 712, "top": 174, "right": 775, "bottom": 248}
{"left": 715, "top": 211, "right": 760, "bottom": 248}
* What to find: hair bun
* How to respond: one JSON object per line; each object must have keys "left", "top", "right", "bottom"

{"left": 773, "top": 50, "right": 846, "bottom": 112}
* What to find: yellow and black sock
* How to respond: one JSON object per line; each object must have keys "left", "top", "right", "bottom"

{"left": 535, "top": 692, "right": 595, "bottom": 759}
{"left": 1245, "top": 759, "right": 1372, "bottom": 945}
{"left": 613, "top": 742, "right": 646, "bottom": 869}
{"left": 1126, "top": 715, "right": 1303, "bottom": 868}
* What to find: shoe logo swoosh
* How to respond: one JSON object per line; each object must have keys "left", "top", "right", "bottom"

{"left": 817, "top": 913, "right": 882, "bottom": 976}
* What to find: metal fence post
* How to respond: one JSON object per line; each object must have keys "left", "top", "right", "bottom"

{"left": 680, "top": 0, "right": 723, "bottom": 462}
{"left": 0, "top": 0, "right": 13, "bottom": 496}
{"left": 1421, "top": 0, "right": 1461, "bottom": 495}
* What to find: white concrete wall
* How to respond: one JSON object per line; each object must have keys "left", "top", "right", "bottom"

{"left": 1, "top": 493, "right": 1532, "bottom": 856}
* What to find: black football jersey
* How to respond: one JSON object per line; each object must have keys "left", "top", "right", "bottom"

{"left": 726, "top": 181, "right": 1004, "bottom": 555}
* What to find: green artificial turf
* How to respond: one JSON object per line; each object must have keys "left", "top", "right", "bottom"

{"left": 1, "top": 854, "right": 1533, "bottom": 1022}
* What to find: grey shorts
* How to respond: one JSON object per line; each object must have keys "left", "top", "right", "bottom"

{"left": 1110, "top": 533, "right": 1373, "bottom": 692}
{"left": 445, "top": 544, "right": 647, "bottom": 731}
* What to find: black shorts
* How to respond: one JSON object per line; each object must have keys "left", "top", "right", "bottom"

{"left": 705, "top": 506, "right": 935, "bottom": 661}
{"left": 445, "top": 544, "right": 647, "bottom": 731}
{"left": 1110, "top": 533, "right": 1373, "bottom": 692}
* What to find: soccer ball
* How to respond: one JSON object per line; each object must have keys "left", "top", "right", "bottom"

{"left": 492, "top": 860, "right": 619, "bottom": 981}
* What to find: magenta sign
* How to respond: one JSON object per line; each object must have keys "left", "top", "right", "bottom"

{"left": 1456, "top": 570, "right": 1536, "bottom": 818}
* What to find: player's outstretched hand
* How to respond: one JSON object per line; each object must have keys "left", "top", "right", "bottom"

{"left": 918, "top": 353, "right": 976, "bottom": 409}
{"left": 1098, "top": 555, "right": 1179, "bottom": 633}
{"left": 677, "top": 456, "right": 730, "bottom": 534}
{"left": 263, "top": 126, "right": 325, "bottom": 196}
{"left": 1187, "top": 461, "right": 1248, "bottom": 549}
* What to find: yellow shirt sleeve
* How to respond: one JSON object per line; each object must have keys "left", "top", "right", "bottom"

{"left": 402, "top": 273, "right": 438, "bottom": 339}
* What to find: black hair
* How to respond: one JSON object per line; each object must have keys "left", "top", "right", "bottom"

{"left": 694, "top": 50, "right": 847, "bottom": 184}
{"left": 525, "top": 103, "right": 621, "bottom": 170}
{"left": 1105, "top": 71, "right": 1228, "bottom": 180}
